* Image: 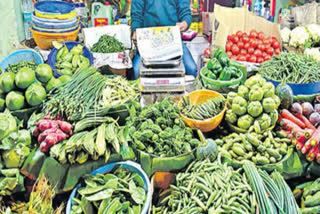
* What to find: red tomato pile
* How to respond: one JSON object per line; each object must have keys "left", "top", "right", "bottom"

{"left": 225, "top": 30, "right": 281, "bottom": 64}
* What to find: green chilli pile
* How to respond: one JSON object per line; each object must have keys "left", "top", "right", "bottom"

{"left": 127, "top": 98, "right": 201, "bottom": 157}
{"left": 91, "top": 35, "right": 125, "bottom": 53}
{"left": 226, "top": 74, "right": 280, "bottom": 132}
{"left": 180, "top": 96, "right": 225, "bottom": 120}
{"left": 70, "top": 166, "right": 147, "bottom": 214}
{"left": 217, "top": 131, "right": 291, "bottom": 165}
{"left": 152, "top": 157, "right": 257, "bottom": 214}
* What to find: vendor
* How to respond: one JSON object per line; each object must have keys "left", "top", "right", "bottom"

{"left": 130, "top": 0, "right": 198, "bottom": 80}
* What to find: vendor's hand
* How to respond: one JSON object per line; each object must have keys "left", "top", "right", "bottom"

{"left": 176, "top": 21, "right": 188, "bottom": 32}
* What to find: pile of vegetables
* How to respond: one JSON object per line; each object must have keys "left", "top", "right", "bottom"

{"left": 1, "top": 176, "right": 64, "bottom": 214}
{"left": 258, "top": 52, "right": 320, "bottom": 84}
{"left": 50, "top": 119, "right": 127, "bottom": 164}
{"left": 226, "top": 74, "right": 280, "bottom": 131}
{"left": 0, "top": 63, "right": 53, "bottom": 111}
{"left": 294, "top": 178, "right": 320, "bottom": 214}
{"left": 4, "top": 61, "right": 37, "bottom": 73}
{"left": 55, "top": 44, "right": 90, "bottom": 76}
{"left": 281, "top": 24, "right": 320, "bottom": 49}
{"left": 33, "top": 115, "right": 73, "bottom": 153}
{"left": 91, "top": 34, "right": 125, "bottom": 54}
{"left": 225, "top": 30, "right": 281, "bottom": 63}
{"left": 153, "top": 157, "right": 257, "bottom": 213}
{"left": 201, "top": 48, "right": 243, "bottom": 82}
{"left": 217, "top": 130, "right": 291, "bottom": 165}
{"left": 279, "top": 101, "right": 320, "bottom": 163}
{"left": 44, "top": 67, "right": 139, "bottom": 121}
{"left": 243, "top": 161, "right": 300, "bottom": 214}
{"left": 0, "top": 169, "right": 25, "bottom": 197}
{"left": 70, "top": 166, "right": 147, "bottom": 214}
{"left": 127, "top": 98, "right": 201, "bottom": 157}
{"left": 180, "top": 96, "right": 225, "bottom": 120}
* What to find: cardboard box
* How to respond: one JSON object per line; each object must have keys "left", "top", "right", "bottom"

{"left": 211, "top": 5, "right": 281, "bottom": 50}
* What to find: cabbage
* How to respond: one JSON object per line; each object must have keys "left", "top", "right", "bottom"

{"left": 0, "top": 110, "right": 17, "bottom": 140}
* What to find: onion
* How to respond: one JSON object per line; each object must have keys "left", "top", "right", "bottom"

{"left": 314, "top": 104, "right": 320, "bottom": 113}
{"left": 309, "top": 112, "right": 320, "bottom": 126}
{"left": 290, "top": 102, "right": 303, "bottom": 115}
{"left": 302, "top": 102, "right": 314, "bottom": 117}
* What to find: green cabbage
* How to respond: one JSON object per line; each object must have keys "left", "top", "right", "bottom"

{"left": 0, "top": 110, "right": 17, "bottom": 140}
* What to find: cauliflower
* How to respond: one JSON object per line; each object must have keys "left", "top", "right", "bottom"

{"left": 289, "top": 26, "right": 310, "bottom": 48}
{"left": 304, "top": 48, "right": 320, "bottom": 62}
{"left": 307, "top": 24, "right": 320, "bottom": 42}
{"left": 281, "top": 27, "right": 291, "bottom": 43}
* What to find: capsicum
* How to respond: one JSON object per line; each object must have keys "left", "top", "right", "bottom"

{"left": 219, "top": 67, "right": 232, "bottom": 81}
{"left": 207, "top": 58, "right": 222, "bottom": 71}
{"left": 218, "top": 52, "right": 229, "bottom": 67}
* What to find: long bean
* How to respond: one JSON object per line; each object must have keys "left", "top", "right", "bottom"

{"left": 258, "top": 52, "right": 320, "bottom": 84}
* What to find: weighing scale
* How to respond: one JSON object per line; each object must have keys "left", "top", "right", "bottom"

{"left": 139, "top": 57, "right": 187, "bottom": 106}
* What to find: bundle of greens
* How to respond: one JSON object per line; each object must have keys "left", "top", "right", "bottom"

{"left": 127, "top": 98, "right": 201, "bottom": 157}
{"left": 181, "top": 96, "right": 225, "bottom": 120}
{"left": 153, "top": 157, "right": 256, "bottom": 213}
{"left": 43, "top": 67, "right": 139, "bottom": 121}
{"left": 70, "top": 166, "right": 147, "bottom": 214}
{"left": 91, "top": 35, "right": 125, "bottom": 53}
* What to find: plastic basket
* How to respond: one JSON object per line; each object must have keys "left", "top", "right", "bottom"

{"left": 35, "top": 11, "right": 77, "bottom": 20}
{"left": 32, "top": 13, "right": 78, "bottom": 24}
{"left": 178, "top": 90, "right": 227, "bottom": 132}
{"left": 31, "top": 24, "right": 79, "bottom": 34}
{"left": 32, "top": 15, "right": 78, "bottom": 30}
{"left": 47, "top": 41, "right": 94, "bottom": 77}
{"left": 0, "top": 49, "right": 43, "bottom": 72}
{"left": 35, "top": 1, "right": 75, "bottom": 15}
{"left": 31, "top": 27, "right": 79, "bottom": 50}
{"left": 66, "top": 161, "right": 152, "bottom": 214}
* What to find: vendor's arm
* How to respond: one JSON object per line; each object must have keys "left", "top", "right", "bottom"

{"left": 131, "top": 0, "right": 144, "bottom": 37}
{"left": 176, "top": 0, "right": 192, "bottom": 31}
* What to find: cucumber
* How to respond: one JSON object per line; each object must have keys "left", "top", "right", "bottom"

{"left": 275, "top": 78, "right": 293, "bottom": 109}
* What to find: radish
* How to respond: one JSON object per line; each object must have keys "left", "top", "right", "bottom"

{"left": 302, "top": 102, "right": 314, "bottom": 117}
{"left": 290, "top": 102, "right": 303, "bottom": 116}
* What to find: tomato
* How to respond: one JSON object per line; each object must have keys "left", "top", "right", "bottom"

{"left": 244, "top": 43, "right": 250, "bottom": 50}
{"left": 274, "top": 48, "right": 281, "bottom": 55}
{"left": 266, "top": 47, "right": 274, "bottom": 55}
{"left": 240, "top": 49, "right": 247, "bottom": 55}
{"left": 227, "top": 35, "right": 232, "bottom": 41}
{"left": 257, "top": 44, "right": 265, "bottom": 52}
{"left": 238, "top": 55, "right": 247, "bottom": 61}
{"left": 227, "top": 51, "right": 233, "bottom": 57}
{"left": 248, "top": 47, "right": 254, "bottom": 54}
{"left": 264, "top": 55, "right": 272, "bottom": 61}
{"left": 262, "top": 52, "right": 268, "bottom": 58}
{"left": 258, "top": 32, "right": 265, "bottom": 40}
{"left": 264, "top": 43, "right": 271, "bottom": 49}
{"left": 230, "top": 55, "right": 238, "bottom": 60}
{"left": 231, "top": 35, "right": 239, "bottom": 43}
{"left": 263, "top": 38, "right": 270, "bottom": 46}
{"left": 226, "top": 43, "right": 232, "bottom": 52}
{"left": 257, "top": 40, "right": 263, "bottom": 45}
{"left": 250, "top": 39, "right": 258, "bottom": 48}
{"left": 257, "top": 57, "right": 264, "bottom": 64}
{"left": 249, "top": 55, "right": 257, "bottom": 63}
{"left": 254, "top": 49, "right": 262, "bottom": 57}
{"left": 238, "top": 41, "right": 244, "bottom": 50}
{"left": 249, "top": 30, "right": 257, "bottom": 39}
{"left": 271, "top": 36, "right": 278, "bottom": 43}
{"left": 246, "top": 54, "right": 251, "bottom": 61}
{"left": 272, "top": 41, "right": 280, "bottom": 49}
{"left": 242, "top": 36, "right": 250, "bottom": 44}
{"left": 243, "top": 33, "right": 248, "bottom": 38}
{"left": 231, "top": 45, "right": 240, "bottom": 55}
{"left": 236, "top": 31, "right": 243, "bottom": 38}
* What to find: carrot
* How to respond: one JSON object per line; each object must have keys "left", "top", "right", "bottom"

{"left": 297, "top": 114, "right": 316, "bottom": 131}
{"left": 294, "top": 129, "right": 313, "bottom": 140}
{"left": 280, "top": 119, "right": 303, "bottom": 133}
{"left": 306, "top": 144, "right": 319, "bottom": 162}
{"left": 281, "top": 109, "right": 305, "bottom": 128}
{"left": 296, "top": 141, "right": 305, "bottom": 151}
{"left": 309, "top": 126, "right": 320, "bottom": 146}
